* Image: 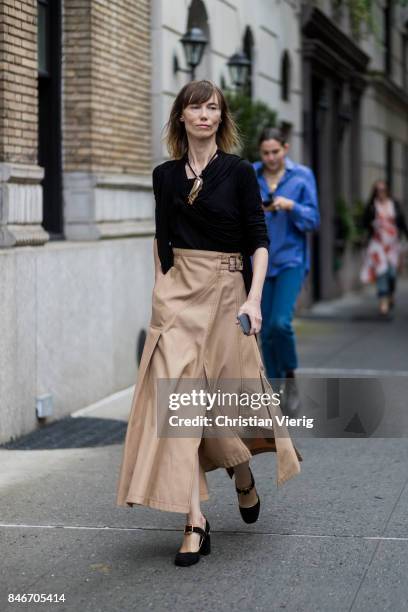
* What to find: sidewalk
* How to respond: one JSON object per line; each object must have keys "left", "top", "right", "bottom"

{"left": 1, "top": 281, "right": 408, "bottom": 612}
{"left": 296, "top": 277, "right": 408, "bottom": 374}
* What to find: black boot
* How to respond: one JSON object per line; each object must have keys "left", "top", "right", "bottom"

{"left": 281, "top": 371, "right": 301, "bottom": 418}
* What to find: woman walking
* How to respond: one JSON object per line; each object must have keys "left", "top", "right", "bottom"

{"left": 253, "top": 128, "right": 320, "bottom": 416}
{"left": 116, "top": 81, "right": 302, "bottom": 566}
{"left": 360, "top": 179, "right": 408, "bottom": 316}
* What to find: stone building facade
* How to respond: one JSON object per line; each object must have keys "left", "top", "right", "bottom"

{"left": 0, "top": 0, "right": 46, "bottom": 246}
{"left": 152, "top": 0, "right": 304, "bottom": 165}
{"left": 63, "top": 0, "right": 152, "bottom": 240}
{"left": 0, "top": 0, "right": 153, "bottom": 443}
{"left": 302, "top": 0, "right": 408, "bottom": 299}
{"left": 153, "top": 0, "right": 408, "bottom": 302}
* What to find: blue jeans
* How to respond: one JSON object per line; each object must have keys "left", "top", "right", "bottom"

{"left": 260, "top": 265, "right": 305, "bottom": 379}
{"left": 376, "top": 264, "right": 397, "bottom": 298}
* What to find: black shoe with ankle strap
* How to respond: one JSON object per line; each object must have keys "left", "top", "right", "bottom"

{"left": 227, "top": 466, "right": 260, "bottom": 524}
{"left": 174, "top": 517, "right": 211, "bottom": 566}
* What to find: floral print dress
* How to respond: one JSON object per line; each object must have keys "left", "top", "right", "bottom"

{"left": 360, "top": 199, "right": 401, "bottom": 284}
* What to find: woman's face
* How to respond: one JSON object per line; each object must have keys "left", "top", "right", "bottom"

{"left": 260, "top": 138, "right": 289, "bottom": 172}
{"left": 180, "top": 92, "right": 222, "bottom": 142}
{"left": 375, "top": 181, "right": 388, "bottom": 199}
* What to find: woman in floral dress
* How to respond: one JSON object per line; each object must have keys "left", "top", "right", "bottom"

{"left": 360, "top": 180, "right": 408, "bottom": 316}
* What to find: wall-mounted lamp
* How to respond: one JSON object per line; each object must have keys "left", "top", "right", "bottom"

{"left": 227, "top": 51, "right": 251, "bottom": 90}
{"left": 173, "top": 27, "right": 208, "bottom": 81}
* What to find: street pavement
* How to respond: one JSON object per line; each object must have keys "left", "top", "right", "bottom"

{"left": 1, "top": 280, "right": 408, "bottom": 612}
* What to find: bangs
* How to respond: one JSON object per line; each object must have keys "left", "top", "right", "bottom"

{"left": 183, "top": 81, "right": 221, "bottom": 108}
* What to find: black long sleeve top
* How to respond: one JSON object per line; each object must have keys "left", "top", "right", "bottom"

{"left": 152, "top": 150, "right": 270, "bottom": 295}
{"left": 362, "top": 198, "right": 408, "bottom": 240}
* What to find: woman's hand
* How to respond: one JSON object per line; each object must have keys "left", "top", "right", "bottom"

{"left": 237, "top": 246, "right": 268, "bottom": 335}
{"left": 236, "top": 298, "right": 262, "bottom": 335}
{"left": 270, "top": 196, "right": 294, "bottom": 212}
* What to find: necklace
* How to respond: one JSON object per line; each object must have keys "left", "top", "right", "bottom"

{"left": 186, "top": 148, "right": 218, "bottom": 205}
{"left": 264, "top": 166, "right": 285, "bottom": 193}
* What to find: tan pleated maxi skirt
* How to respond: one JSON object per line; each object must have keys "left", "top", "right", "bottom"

{"left": 116, "top": 248, "right": 303, "bottom": 513}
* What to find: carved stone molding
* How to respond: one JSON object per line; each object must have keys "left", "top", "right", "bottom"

{"left": 0, "top": 163, "right": 49, "bottom": 248}
{"left": 63, "top": 172, "right": 154, "bottom": 241}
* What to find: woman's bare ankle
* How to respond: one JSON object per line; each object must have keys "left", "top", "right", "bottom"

{"left": 186, "top": 511, "right": 205, "bottom": 526}
{"left": 233, "top": 464, "right": 252, "bottom": 489}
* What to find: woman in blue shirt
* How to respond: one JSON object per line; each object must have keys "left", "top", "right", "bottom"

{"left": 253, "top": 128, "right": 320, "bottom": 413}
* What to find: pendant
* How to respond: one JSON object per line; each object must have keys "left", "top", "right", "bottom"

{"left": 187, "top": 176, "right": 203, "bottom": 205}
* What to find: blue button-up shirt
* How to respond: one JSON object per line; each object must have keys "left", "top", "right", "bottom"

{"left": 252, "top": 157, "right": 320, "bottom": 278}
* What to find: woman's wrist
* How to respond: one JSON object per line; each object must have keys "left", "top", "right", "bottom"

{"left": 247, "top": 293, "right": 261, "bottom": 304}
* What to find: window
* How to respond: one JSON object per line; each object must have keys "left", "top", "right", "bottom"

{"left": 281, "top": 51, "right": 291, "bottom": 102}
{"left": 37, "top": 0, "right": 63, "bottom": 238}
{"left": 402, "top": 31, "right": 408, "bottom": 92}
{"left": 187, "top": 0, "right": 210, "bottom": 80}
{"left": 243, "top": 27, "right": 254, "bottom": 99}
{"left": 38, "top": 0, "right": 49, "bottom": 75}
{"left": 383, "top": 1, "right": 392, "bottom": 77}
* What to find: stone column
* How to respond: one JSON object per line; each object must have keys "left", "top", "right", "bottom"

{"left": 350, "top": 79, "right": 364, "bottom": 203}
{"left": 317, "top": 79, "right": 338, "bottom": 299}
{"left": 301, "top": 54, "right": 313, "bottom": 168}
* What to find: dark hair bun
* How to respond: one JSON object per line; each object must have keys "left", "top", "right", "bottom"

{"left": 258, "top": 127, "right": 287, "bottom": 147}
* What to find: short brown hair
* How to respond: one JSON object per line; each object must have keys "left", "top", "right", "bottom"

{"left": 164, "top": 80, "right": 241, "bottom": 159}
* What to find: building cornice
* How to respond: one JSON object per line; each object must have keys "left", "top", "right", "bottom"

{"left": 302, "top": 5, "right": 370, "bottom": 75}
{"left": 368, "top": 71, "right": 408, "bottom": 110}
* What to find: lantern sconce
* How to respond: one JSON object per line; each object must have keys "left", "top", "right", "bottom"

{"left": 227, "top": 51, "right": 251, "bottom": 91}
{"left": 173, "top": 27, "right": 208, "bottom": 81}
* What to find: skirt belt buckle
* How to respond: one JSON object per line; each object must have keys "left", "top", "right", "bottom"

{"left": 228, "top": 256, "right": 236, "bottom": 271}
{"left": 228, "top": 255, "right": 243, "bottom": 271}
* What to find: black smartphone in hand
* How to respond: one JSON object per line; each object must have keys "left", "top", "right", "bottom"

{"left": 262, "top": 194, "right": 278, "bottom": 215}
{"left": 237, "top": 313, "right": 251, "bottom": 335}
{"left": 262, "top": 194, "right": 274, "bottom": 208}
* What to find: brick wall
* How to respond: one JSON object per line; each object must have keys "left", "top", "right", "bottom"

{"left": 0, "top": 0, "right": 38, "bottom": 164}
{"left": 63, "top": 0, "right": 151, "bottom": 175}
{"left": 63, "top": 2, "right": 93, "bottom": 169}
